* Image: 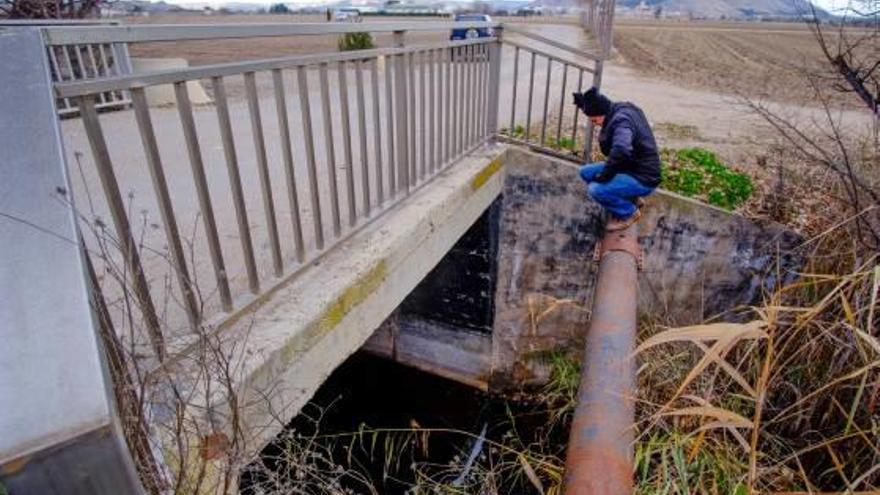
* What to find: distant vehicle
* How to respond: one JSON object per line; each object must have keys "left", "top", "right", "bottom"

{"left": 515, "top": 6, "right": 543, "bottom": 16}
{"left": 450, "top": 13, "right": 493, "bottom": 40}
{"left": 334, "top": 8, "right": 362, "bottom": 22}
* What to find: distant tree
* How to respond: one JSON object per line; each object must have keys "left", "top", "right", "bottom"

{"left": 268, "top": 2, "right": 290, "bottom": 14}
{"left": 653, "top": 5, "right": 662, "bottom": 18}
{"left": 0, "top": 0, "right": 107, "bottom": 19}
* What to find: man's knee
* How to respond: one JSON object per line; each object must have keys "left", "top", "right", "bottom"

{"left": 579, "top": 162, "right": 604, "bottom": 183}
{"left": 587, "top": 182, "right": 607, "bottom": 201}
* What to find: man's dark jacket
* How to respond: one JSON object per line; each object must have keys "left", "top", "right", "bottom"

{"left": 597, "top": 102, "right": 661, "bottom": 187}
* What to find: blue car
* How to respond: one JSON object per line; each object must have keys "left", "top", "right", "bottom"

{"left": 450, "top": 14, "right": 494, "bottom": 40}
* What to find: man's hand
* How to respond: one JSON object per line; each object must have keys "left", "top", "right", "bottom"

{"left": 592, "top": 170, "right": 612, "bottom": 183}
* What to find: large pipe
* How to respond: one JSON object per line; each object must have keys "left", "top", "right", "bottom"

{"left": 564, "top": 223, "right": 639, "bottom": 495}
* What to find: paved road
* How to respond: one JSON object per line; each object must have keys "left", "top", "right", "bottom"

{"left": 61, "top": 23, "right": 593, "bottom": 341}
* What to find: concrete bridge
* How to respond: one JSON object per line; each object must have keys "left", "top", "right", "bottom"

{"left": 0, "top": 14, "right": 801, "bottom": 494}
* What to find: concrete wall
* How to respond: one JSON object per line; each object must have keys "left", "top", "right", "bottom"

{"left": 369, "top": 147, "right": 803, "bottom": 391}
{"left": 0, "top": 29, "right": 142, "bottom": 494}
{"left": 489, "top": 148, "right": 804, "bottom": 388}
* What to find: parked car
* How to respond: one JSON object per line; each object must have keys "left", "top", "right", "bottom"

{"left": 334, "top": 8, "right": 362, "bottom": 22}
{"left": 450, "top": 13, "right": 493, "bottom": 40}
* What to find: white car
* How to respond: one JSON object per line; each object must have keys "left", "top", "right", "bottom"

{"left": 334, "top": 8, "right": 362, "bottom": 22}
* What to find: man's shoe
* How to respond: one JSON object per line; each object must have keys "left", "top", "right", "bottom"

{"left": 606, "top": 209, "right": 642, "bottom": 232}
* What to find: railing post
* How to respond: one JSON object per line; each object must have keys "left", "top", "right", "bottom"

{"left": 393, "top": 30, "right": 410, "bottom": 194}
{"left": 487, "top": 27, "right": 503, "bottom": 137}
{"left": 0, "top": 28, "right": 144, "bottom": 494}
{"left": 584, "top": 59, "right": 604, "bottom": 160}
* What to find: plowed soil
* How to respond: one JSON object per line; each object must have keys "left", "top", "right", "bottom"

{"left": 613, "top": 19, "right": 865, "bottom": 107}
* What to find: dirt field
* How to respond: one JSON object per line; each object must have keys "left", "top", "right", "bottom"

{"left": 613, "top": 19, "right": 862, "bottom": 107}
{"left": 127, "top": 14, "right": 449, "bottom": 65}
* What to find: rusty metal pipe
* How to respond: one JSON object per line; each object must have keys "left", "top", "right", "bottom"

{"left": 564, "top": 223, "right": 639, "bottom": 495}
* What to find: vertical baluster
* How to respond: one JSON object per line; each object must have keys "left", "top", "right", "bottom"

{"left": 436, "top": 48, "right": 445, "bottom": 168}
{"left": 444, "top": 47, "right": 452, "bottom": 164}
{"left": 465, "top": 45, "right": 473, "bottom": 147}
{"left": 84, "top": 45, "right": 107, "bottom": 105}
{"left": 79, "top": 95, "right": 165, "bottom": 359}
{"left": 463, "top": 45, "right": 470, "bottom": 147}
{"left": 475, "top": 45, "right": 482, "bottom": 141}
{"left": 338, "top": 61, "right": 357, "bottom": 226}
{"left": 47, "top": 46, "right": 71, "bottom": 112}
{"left": 457, "top": 46, "right": 466, "bottom": 155}
{"left": 174, "top": 81, "right": 233, "bottom": 312}
{"left": 99, "top": 43, "right": 124, "bottom": 101}
{"left": 475, "top": 45, "right": 483, "bottom": 141}
{"left": 95, "top": 44, "right": 118, "bottom": 103}
{"left": 354, "top": 59, "right": 371, "bottom": 217}
{"left": 479, "top": 44, "right": 487, "bottom": 138}
{"left": 393, "top": 36, "right": 410, "bottom": 194}
{"left": 370, "top": 58, "right": 384, "bottom": 206}
{"left": 211, "top": 77, "right": 260, "bottom": 294}
{"left": 62, "top": 44, "right": 76, "bottom": 80}
{"left": 509, "top": 46, "right": 519, "bottom": 138}
{"left": 427, "top": 49, "right": 436, "bottom": 174}
{"left": 271, "top": 69, "right": 306, "bottom": 263}
{"left": 407, "top": 51, "right": 416, "bottom": 185}
{"left": 419, "top": 50, "right": 427, "bottom": 179}
{"left": 63, "top": 45, "right": 77, "bottom": 110}
{"left": 131, "top": 88, "right": 201, "bottom": 329}
{"left": 244, "top": 72, "right": 283, "bottom": 277}
{"left": 525, "top": 51, "right": 536, "bottom": 144}
{"left": 451, "top": 47, "right": 460, "bottom": 157}
{"left": 540, "top": 58, "right": 552, "bottom": 146}
{"left": 384, "top": 54, "right": 396, "bottom": 196}
{"left": 556, "top": 63, "right": 568, "bottom": 148}
{"left": 318, "top": 63, "right": 342, "bottom": 237}
{"left": 571, "top": 69, "right": 584, "bottom": 147}
{"left": 585, "top": 61, "right": 604, "bottom": 159}
{"left": 479, "top": 44, "right": 486, "bottom": 138}
{"left": 296, "top": 66, "right": 325, "bottom": 250}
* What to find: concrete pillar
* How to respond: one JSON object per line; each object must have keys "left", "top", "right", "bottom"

{"left": 0, "top": 28, "right": 144, "bottom": 495}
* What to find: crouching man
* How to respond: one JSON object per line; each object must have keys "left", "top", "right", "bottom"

{"left": 573, "top": 87, "right": 661, "bottom": 231}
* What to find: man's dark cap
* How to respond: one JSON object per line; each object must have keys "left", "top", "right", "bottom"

{"left": 579, "top": 87, "right": 613, "bottom": 117}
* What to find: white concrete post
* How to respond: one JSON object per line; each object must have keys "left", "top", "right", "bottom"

{"left": 0, "top": 28, "right": 144, "bottom": 494}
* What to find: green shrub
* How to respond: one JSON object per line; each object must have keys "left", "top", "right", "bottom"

{"left": 660, "top": 147, "right": 753, "bottom": 210}
{"left": 337, "top": 32, "right": 375, "bottom": 51}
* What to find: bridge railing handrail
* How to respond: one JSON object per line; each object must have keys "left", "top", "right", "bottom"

{"left": 55, "top": 37, "right": 494, "bottom": 97}
{"left": 41, "top": 20, "right": 501, "bottom": 45}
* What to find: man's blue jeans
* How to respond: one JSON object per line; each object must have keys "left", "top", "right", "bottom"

{"left": 579, "top": 162, "right": 655, "bottom": 219}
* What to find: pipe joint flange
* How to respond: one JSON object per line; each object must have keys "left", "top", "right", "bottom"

{"left": 594, "top": 227, "right": 641, "bottom": 269}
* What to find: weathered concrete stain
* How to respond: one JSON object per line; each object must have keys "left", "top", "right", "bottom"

{"left": 278, "top": 260, "right": 388, "bottom": 366}
{"left": 471, "top": 156, "right": 504, "bottom": 191}
{"left": 318, "top": 261, "right": 388, "bottom": 333}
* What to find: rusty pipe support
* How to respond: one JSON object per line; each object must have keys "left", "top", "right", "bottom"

{"left": 564, "top": 223, "right": 639, "bottom": 495}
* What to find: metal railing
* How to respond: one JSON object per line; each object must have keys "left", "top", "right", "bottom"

{"left": 48, "top": 22, "right": 503, "bottom": 359}
{"left": 1, "top": 20, "right": 133, "bottom": 116}
{"left": 498, "top": 26, "right": 604, "bottom": 160}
